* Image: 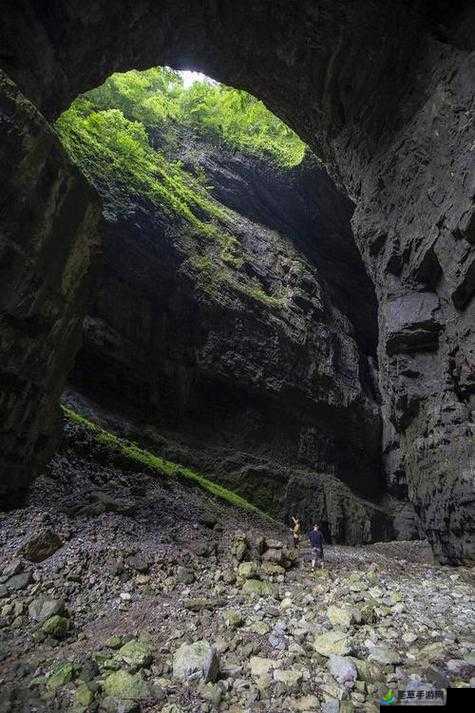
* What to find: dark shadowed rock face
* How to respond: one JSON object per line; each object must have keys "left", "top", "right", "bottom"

{"left": 68, "top": 126, "right": 391, "bottom": 539}
{"left": 0, "top": 1, "right": 473, "bottom": 562}
{"left": 0, "top": 71, "right": 102, "bottom": 507}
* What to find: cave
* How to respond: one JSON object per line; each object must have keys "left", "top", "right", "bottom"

{"left": 0, "top": 0, "right": 474, "bottom": 572}
{"left": 1, "top": 3, "right": 475, "bottom": 709}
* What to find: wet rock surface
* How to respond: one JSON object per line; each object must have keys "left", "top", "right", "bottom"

{"left": 0, "top": 70, "right": 102, "bottom": 508}
{"left": 0, "top": 421, "right": 473, "bottom": 712}
{"left": 0, "top": 1, "right": 473, "bottom": 565}
{"left": 68, "top": 124, "right": 385, "bottom": 537}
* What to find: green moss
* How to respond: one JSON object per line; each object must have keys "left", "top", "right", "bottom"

{"left": 63, "top": 406, "right": 273, "bottom": 522}
{"left": 56, "top": 68, "right": 299, "bottom": 311}
{"left": 56, "top": 105, "right": 228, "bottom": 232}
{"left": 69, "top": 67, "right": 306, "bottom": 168}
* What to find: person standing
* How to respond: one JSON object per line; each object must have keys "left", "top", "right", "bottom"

{"left": 291, "top": 516, "right": 301, "bottom": 547}
{"left": 309, "top": 523, "right": 324, "bottom": 568}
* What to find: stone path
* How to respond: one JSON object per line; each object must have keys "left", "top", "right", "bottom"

{"left": 0, "top": 433, "right": 473, "bottom": 712}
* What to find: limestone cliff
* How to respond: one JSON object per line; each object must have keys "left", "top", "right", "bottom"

{"left": 67, "top": 121, "right": 401, "bottom": 542}
{"left": 0, "top": 1, "right": 473, "bottom": 563}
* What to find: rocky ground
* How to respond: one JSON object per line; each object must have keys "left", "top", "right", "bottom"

{"left": 0, "top": 419, "right": 474, "bottom": 713}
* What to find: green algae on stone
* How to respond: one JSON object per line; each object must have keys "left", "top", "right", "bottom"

{"left": 242, "top": 579, "right": 278, "bottom": 597}
{"left": 42, "top": 614, "right": 69, "bottom": 638}
{"left": 102, "top": 669, "right": 150, "bottom": 700}
{"left": 46, "top": 662, "right": 76, "bottom": 690}
{"left": 115, "top": 639, "right": 153, "bottom": 669}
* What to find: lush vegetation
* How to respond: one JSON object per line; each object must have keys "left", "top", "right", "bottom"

{"left": 56, "top": 67, "right": 297, "bottom": 308}
{"left": 56, "top": 94, "right": 229, "bottom": 234}
{"left": 63, "top": 406, "right": 273, "bottom": 521}
{"left": 65, "top": 68, "right": 305, "bottom": 168}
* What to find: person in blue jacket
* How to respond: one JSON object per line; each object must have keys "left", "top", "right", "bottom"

{"left": 309, "top": 523, "right": 324, "bottom": 569}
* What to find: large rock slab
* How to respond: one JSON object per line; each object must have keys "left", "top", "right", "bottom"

{"left": 313, "top": 630, "right": 352, "bottom": 657}
{"left": 173, "top": 640, "right": 219, "bottom": 683}
{"left": 28, "top": 597, "right": 65, "bottom": 623}
{"left": 19, "top": 530, "right": 63, "bottom": 562}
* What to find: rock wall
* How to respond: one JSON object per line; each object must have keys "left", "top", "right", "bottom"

{"left": 0, "top": 1, "right": 473, "bottom": 561}
{"left": 0, "top": 70, "right": 102, "bottom": 507}
{"left": 68, "top": 125, "right": 392, "bottom": 539}
{"left": 351, "top": 44, "right": 475, "bottom": 564}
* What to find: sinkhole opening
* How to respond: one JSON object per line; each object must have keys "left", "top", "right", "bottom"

{"left": 55, "top": 66, "right": 381, "bottom": 520}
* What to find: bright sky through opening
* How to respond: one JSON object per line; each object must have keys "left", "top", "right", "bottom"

{"left": 179, "top": 70, "right": 216, "bottom": 87}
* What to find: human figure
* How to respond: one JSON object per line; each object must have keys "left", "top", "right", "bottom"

{"left": 309, "top": 523, "right": 324, "bottom": 569}
{"left": 291, "top": 516, "right": 301, "bottom": 547}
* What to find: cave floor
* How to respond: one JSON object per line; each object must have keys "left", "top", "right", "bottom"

{"left": 0, "top": 423, "right": 473, "bottom": 713}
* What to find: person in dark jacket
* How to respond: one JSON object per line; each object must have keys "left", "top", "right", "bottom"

{"left": 309, "top": 524, "right": 324, "bottom": 569}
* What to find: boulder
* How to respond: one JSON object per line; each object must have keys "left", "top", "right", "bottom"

{"left": 173, "top": 640, "right": 219, "bottom": 683}
{"left": 115, "top": 639, "right": 152, "bottom": 669}
{"left": 262, "top": 548, "right": 284, "bottom": 566}
{"left": 328, "top": 655, "right": 357, "bottom": 686}
{"left": 249, "top": 657, "right": 279, "bottom": 677}
{"left": 0, "top": 560, "right": 23, "bottom": 580}
{"left": 75, "top": 681, "right": 95, "bottom": 706}
{"left": 313, "top": 630, "right": 351, "bottom": 657}
{"left": 125, "top": 554, "right": 150, "bottom": 573}
{"left": 46, "top": 662, "right": 75, "bottom": 691}
{"left": 265, "top": 539, "right": 283, "bottom": 550}
{"left": 19, "top": 529, "right": 63, "bottom": 562}
{"left": 368, "top": 645, "right": 401, "bottom": 665}
{"left": 242, "top": 579, "right": 278, "bottom": 597}
{"left": 327, "top": 604, "right": 361, "bottom": 629}
{"left": 42, "top": 615, "right": 69, "bottom": 638}
{"left": 237, "top": 561, "right": 259, "bottom": 579}
{"left": 176, "top": 566, "right": 195, "bottom": 584}
{"left": 247, "top": 621, "right": 270, "bottom": 636}
{"left": 28, "top": 597, "right": 65, "bottom": 623}
{"left": 261, "top": 562, "right": 286, "bottom": 576}
{"left": 232, "top": 533, "right": 249, "bottom": 562}
{"left": 102, "top": 670, "right": 150, "bottom": 700}
{"left": 223, "top": 609, "right": 244, "bottom": 629}
{"left": 273, "top": 668, "right": 303, "bottom": 688}
{"left": 184, "top": 597, "right": 226, "bottom": 612}
{"left": 351, "top": 657, "right": 384, "bottom": 683}
{"left": 4, "top": 571, "right": 32, "bottom": 592}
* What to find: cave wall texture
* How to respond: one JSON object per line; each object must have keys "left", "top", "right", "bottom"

{"left": 68, "top": 122, "right": 395, "bottom": 543}
{"left": 0, "top": 0, "right": 473, "bottom": 563}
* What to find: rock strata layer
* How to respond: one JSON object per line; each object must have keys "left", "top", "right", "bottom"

{"left": 68, "top": 121, "right": 390, "bottom": 537}
{"left": 0, "top": 1, "right": 473, "bottom": 562}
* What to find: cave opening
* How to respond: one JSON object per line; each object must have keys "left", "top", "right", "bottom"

{"left": 1, "top": 5, "right": 474, "bottom": 705}
{"left": 57, "top": 66, "right": 383, "bottom": 535}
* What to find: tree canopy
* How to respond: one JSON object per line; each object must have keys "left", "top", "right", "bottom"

{"left": 55, "top": 68, "right": 306, "bottom": 307}
{"left": 73, "top": 67, "right": 306, "bottom": 168}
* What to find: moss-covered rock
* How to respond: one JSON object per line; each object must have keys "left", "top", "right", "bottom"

{"left": 46, "top": 662, "right": 76, "bottom": 691}
{"left": 242, "top": 579, "right": 278, "bottom": 598}
{"left": 102, "top": 670, "right": 150, "bottom": 700}
{"left": 75, "top": 681, "right": 95, "bottom": 706}
{"left": 115, "top": 639, "right": 153, "bottom": 669}
{"left": 42, "top": 614, "right": 69, "bottom": 638}
{"left": 237, "top": 561, "right": 259, "bottom": 580}
{"left": 223, "top": 609, "right": 244, "bottom": 629}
